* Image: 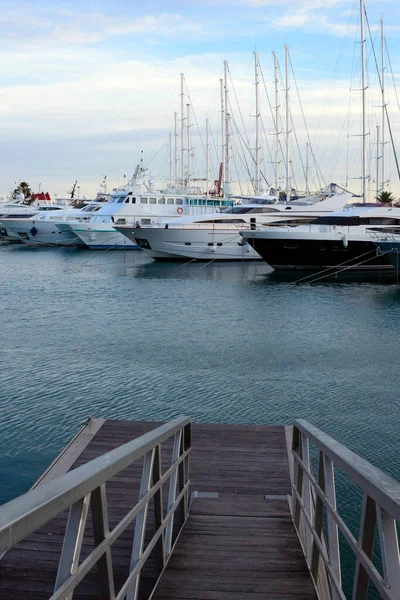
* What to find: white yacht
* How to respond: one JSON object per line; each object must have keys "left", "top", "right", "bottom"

{"left": 240, "top": 204, "right": 400, "bottom": 279}
{"left": 59, "top": 167, "right": 234, "bottom": 250}
{"left": 113, "top": 190, "right": 354, "bottom": 261}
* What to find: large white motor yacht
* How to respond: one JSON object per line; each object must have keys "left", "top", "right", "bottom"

{"left": 113, "top": 191, "right": 354, "bottom": 261}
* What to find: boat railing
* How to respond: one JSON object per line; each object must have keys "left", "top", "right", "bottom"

{"left": 290, "top": 419, "right": 400, "bottom": 600}
{"left": 0, "top": 416, "right": 192, "bottom": 600}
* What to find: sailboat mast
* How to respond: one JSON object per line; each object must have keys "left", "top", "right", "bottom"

{"left": 381, "top": 19, "right": 386, "bottom": 193}
{"left": 285, "top": 45, "right": 291, "bottom": 203}
{"left": 224, "top": 60, "right": 230, "bottom": 191}
{"left": 360, "top": 0, "right": 367, "bottom": 203}
{"left": 180, "top": 73, "right": 185, "bottom": 185}
{"left": 187, "top": 103, "right": 191, "bottom": 189}
{"left": 376, "top": 125, "right": 380, "bottom": 199}
{"left": 169, "top": 133, "right": 172, "bottom": 189}
{"left": 220, "top": 78, "right": 225, "bottom": 189}
{"left": 254, "top": 52, "right": 260, "bottom": 195}
{"left": 273, "top": 52, "right": 280, "bottom": 192}
{"left": 206, "top": 119, "right": 210, "bottom": 197}
{"left": 306, "top": 142, "right": 310, "bottom": 196}
{"left": 174, "top": 112, "right": 178, "bottom": 183}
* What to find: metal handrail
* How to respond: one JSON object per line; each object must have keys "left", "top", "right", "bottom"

{"left": 0, "top": 415, "right": 192, "bottom": 600}
{"left": 290, "top": 419, "right": 400, "bottom": 600}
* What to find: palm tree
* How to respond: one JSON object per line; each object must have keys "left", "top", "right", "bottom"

{"left": 376, "top": 190, "right": 396, "bottom": 204}
{"left": 10, "top": 181, "right": 32, "bottom": 203}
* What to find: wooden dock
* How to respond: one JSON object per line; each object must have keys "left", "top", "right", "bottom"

{"left": 0, "top": 419, "right": 317, "bottom": 599}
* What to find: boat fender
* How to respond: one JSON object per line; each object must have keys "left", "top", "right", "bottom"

{"left": 30, "top": 226, "right": 38, "bottom": 237}
{"left": 342, "top": 234, "right": 348, "bottom": 248}
{"left": 177, "top": 207, "right": 183, "bottom": 215}
{"left": 210, "top": 245, "right": 216, "bottom": 253}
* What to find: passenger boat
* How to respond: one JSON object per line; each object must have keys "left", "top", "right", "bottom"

{"left": 240, "top": 205, "right": 400, "bottom": 280}
{"left": 113, "top": 190, "right": 354, "bottom": 261}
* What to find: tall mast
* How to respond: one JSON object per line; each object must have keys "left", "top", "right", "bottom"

{"left": 169, "top": 133, "right": 172, "bottom": 189}
{"left": 220, "top": 78, "right": 225, "bottom": 187}
{"left": 360, "top": 0, "right": 367, "bottom": 203}
{"left": 254, "top": 51, "right": 260, "bottom": 195}
{"left": 305, "top": 142, "right": 310, "bottom": 196}
{"left": 381, "top": 19, "right": 386, "bottom": 193}
{"left": 273, "top": 52, "right": 280, "bottom": 191}
{"left": 285, "top": 45, "right": 291, "bottom": 203}
{"left": 187, "top": 103, "right": 191, "bottom": 189}
{"left": 224, "top": 60, "right": 230, "bottom": 191}
{"left": 180, "top": 73, "right": 185, "bottom": 185}
{"left": 376, "top": 125, "right": 380, "bottom": 199}
{"left": 206, "top": 118, "right": 210, "bottom": 197}
{"left": 174, "top": 111, "right": 178, "bottom": 183}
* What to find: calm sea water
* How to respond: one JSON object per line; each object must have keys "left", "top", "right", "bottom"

{"left": 1, "top": 243, "right": 400, "bottom": 509}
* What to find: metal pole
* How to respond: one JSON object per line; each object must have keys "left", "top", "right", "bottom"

{"left": 285, "top": 45, "right": 291, "bottom": 203}
{"left": 381, "top": 19, "right": 385, "bottom": 192}
{"left": 206, "top": 119, "right": 209, "bottom": 197}
{"left": 169, "top": 133, "right": 172, "bottom": 190}
{"left": 360, "top": 0, "right": 367, "bottom": 203}
{"left": 224, "top": 60, "right": 230, "bottom": 190}
{"left": 254, "top": 51, "right": 260, "bottom": 195}
{"left": 180, "top": 73, "right": 185, "bottom": 186}
{"left": 376, "top": 125, "right": 380, "bottom": 199}
{"left": 187, "top": 104, "right": 191, "bottom": 189}
{"left": 220, "top": 78, "right": 225, "bottom": 189}
{"left": 273, "top": 52, "right": 280, "bottom": 191}
{"left": 174, "top": 112, "right": 178, "bottom": 184}
{"left": 306, "top": 142, "right": 309, "bottom": 196}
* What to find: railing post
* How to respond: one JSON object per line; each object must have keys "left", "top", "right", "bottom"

{"left": 292, "top": 425, "right": 303, "bottom": 529}
{"left": 90, "top": 484, "right": 115, "bottom": 600}
{"left": 127, "top": 449, "right": 155, "bottom": 600}
{"left": 323, "top": 455, "right": 341, "bottom": 597}
{"left": 376, "top": 504, "right": 400, "bottom": 591}
{"left": 179, "top": 422, "right": 191, "bottom": 522}
{"left": 352, "top": 493, "right": 377, "bottom": 600}
{"left": 152, "top": 444, "right": 165, "bottom": 574}
{"left": 54, "top": 494, "right": 91, "bottom": 599}
{"left": 301, "top": 432, "right": 313, "bottom": 562}
{"left": 311, "top": 451, "right": 326, "bottom": 584}
{"left": 164, "top": 431, "right": 182, "bottom": 559}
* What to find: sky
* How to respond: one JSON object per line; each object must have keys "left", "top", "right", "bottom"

{"left": 1, "top": 0, "right": 400, "bottom": 200}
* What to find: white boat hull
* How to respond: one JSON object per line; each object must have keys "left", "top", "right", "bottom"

{"left": 71, "top": 224, "right": 139, "bottom": 250}
{"left": 0, "top": 219, "right": 79, "bottom": 246}
{"left": 118, "top": 226, "right": 261, "bottom": 261}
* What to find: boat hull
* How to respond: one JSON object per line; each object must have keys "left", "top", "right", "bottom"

{"left": 116, "top": 226, "right": 261, "bottom": 261}
{"left": 71, "top": 224, "right": 139, "bottom": 250}
{"left": 244, "top": 232, "right": 396, "bottom": 280}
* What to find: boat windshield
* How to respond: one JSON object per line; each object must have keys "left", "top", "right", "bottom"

{"left": 221, "top": 206, "right": 280, "bottom": 214}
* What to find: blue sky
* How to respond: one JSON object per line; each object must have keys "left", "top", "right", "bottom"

{"left": 0, "top": 0, "right": 399, "bottom": 199}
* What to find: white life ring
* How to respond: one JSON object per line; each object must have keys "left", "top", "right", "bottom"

{"left": 177, "top": 207, "right": 183, "bottom": 215}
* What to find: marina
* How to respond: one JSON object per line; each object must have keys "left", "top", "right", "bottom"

{"left": 2, "top": 0, "right": 400, "bottom": 597}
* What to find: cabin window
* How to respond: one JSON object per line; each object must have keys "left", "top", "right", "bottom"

{"left": 149, "top": 198, "right": 157, "bottom": 204}
{"left": 118, "top": 197, "right": 125, "bottom": 203}
{"left": 167, "top": 198, "right": 174, "bottom": 205}
{"left": 141, "top": 198, "right": 148, "bottom": 204}
{"left": 125, "top": 198, "right": 129, "bottom": 203}
{"left": 158, "top": 198, "right": 165, "bottom": 204}
{"left": 175, "top": 199, "right": 183, "bottom": 205}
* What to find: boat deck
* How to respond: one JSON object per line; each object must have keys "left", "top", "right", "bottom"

{"left": 0, "top": 419, "right": 317, "bottom": 599}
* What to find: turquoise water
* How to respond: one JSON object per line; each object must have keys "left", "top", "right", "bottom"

{"left": 1, "top": 244, "right": 400, "bottom": 510}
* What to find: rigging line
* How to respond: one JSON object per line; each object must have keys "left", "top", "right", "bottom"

{"left": 365, "top": 10, "right": 400, "bottom": 183}
{"left": 147, "top": 143, "right": 168, "bottom": 168}
{"left": 288, "top": 53, "right": 325, "bottom": 189}
{"left": 230, "top": 138, "right": 244, "bottom": 194}
{"left": 385, "top": 39, "right": 400, "bottom": 112}
{"left": 259, "top": 61, "right": 279, "bottom": 184}
{"left": 229, "top": 114, "right": 256, "bottom": 187}
{"left": 292, "top": 248, "right": 376, "bottom": 284}
{"left": 227, "top": 64, "right": 253, "bottom": 160}
{"left": 231, "top": 113, "right": 271, "bottom": 188}
{"left": 295, "top": 251, "right": 384, "bottom": 285}
{"left": 185, "top": 80, "right": 207, "bottom": 164}
{"left": 259, "top": 114, "right": 275, "bottom": 185}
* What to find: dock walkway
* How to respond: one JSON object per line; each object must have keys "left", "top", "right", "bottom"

{"left": 0, "top": 419, "right": 316, "bottom": 599}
